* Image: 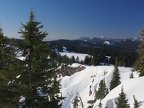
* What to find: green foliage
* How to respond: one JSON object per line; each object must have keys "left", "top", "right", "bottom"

{"left": 87, "top": 100, "right": 94, "bottom": 108}
{"left": 133, "top": 95, "right": 141, "bottom": 108}
{"left": 115, "top": 87, "right": 130, "bottom": 108}
{"left": 84, "top": 56, "right": 91, "bottom": 65}
{"left": 73, "top": 96, "right": 79, "bottom": 108}
{"left": 18, "top": 11, "right": 62, "bottom": 108}
{"left": 91, "top": 55, "right": 99, "bottom": 66}
{"left": 87, "top": 89, "right": 96, "bottom": 108}
{"left": 0, "top": 28, "right": 20, "bottom": 107}
{"left": 110, "top": 59, "right": 121, "bottom": 90}
{"left": 134, "top": 29, "right": 144, "bottom": 76}
{"left": 72, "top": 93, "right": 84, "bottom": 108}
{"left": 73, "top": 94, "right": 80, "bottom": 108}
{"left": 96, "top": 79, "right": 108, "bottom": 100}
{"left": 62, "top": 55, "right": 69, "bottom": 64}
{"left": 71, "top": 56, "right": 76, "bottom": 63}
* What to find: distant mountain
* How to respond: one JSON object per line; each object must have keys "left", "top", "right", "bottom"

{"left": 77, "top": 36, "right": 141, "bottom": 43}
{"left": 50, "top": 37, "right": 141, "bottom": 52}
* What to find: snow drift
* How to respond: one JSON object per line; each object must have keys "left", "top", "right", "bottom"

{"left": 60, "top": 64, "right": 144, "bottom": 108}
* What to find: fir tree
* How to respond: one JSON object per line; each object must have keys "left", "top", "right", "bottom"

{"left": 73, "top": 94, "right": 80, "bottom": 108}
{"left": 133, "top": 95, "right": 141, "bottom": 108}
{"left": 87, "top": 89, "right": 97, "bottom": 108}
{"left": 134, "top": 29, "right": 144, "bottom": 76}
{"left": 76, "top": 56, "right": 80, "bottom": 63}
{"left": 73, "top": 93, "right": 83, "bottom": 108}
{"left": 71, "top": 56, "right": 76, "bottom": 63}
{"left": 96, "top": 79, "right": 108, "bottom": 99}
{"left": 84, "top": 56, "right": 91, "bottom": 65}
{"left": 62, "top": 55, "right": 69, "bottom": 64}
{"left": 110, "top": 59, "right": 121, "bottom": 90}
{"left": 0, "top": 28, "right": 20, "bottom": 107}
{"left": 89, "top": 85, "right": 92, "bottom": 96}
{"left": 129, "top": 72, "right": 134, "bottom": 78}
{"left": 115, "top": 87, "right": 130, "bottom": 108}
{"left": 18, "top": 11, "right": 62, "bottom": 108}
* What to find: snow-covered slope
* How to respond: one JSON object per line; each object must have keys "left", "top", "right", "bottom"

{"left": 95, "top": 76, "right": 144, "bottom": 108}
{"left": 60, "top": 64, "right": 143, "bottom": 108}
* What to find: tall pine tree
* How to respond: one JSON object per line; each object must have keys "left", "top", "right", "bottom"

{"left": 115, "top": 87, "right": 130, "bottom": 108}
{"left": 133, "top": 95, "right": 141, "bottom": 108}
{"left": 72, "top": 93, "right": 83, "bottom": 108}
{"left": 96, "top": 79, "right": 108, "bottom": 100}
{"left": 110, "top": 59, "right": 121, "bottom": 90}
{"left": 18, "top": 11, "right": 62, "bottom": 108}
{"left": 134, "top": 29, "right": 144, "bottom": 76}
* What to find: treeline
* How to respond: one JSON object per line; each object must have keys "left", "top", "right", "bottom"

{"left": 50, "top": 43, "right": 137, "bottom": 67}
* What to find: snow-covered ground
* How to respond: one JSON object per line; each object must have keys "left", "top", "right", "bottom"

{"left": 60, "top": 63, "right": 144, "bottom": 108}
{"left": 16, "top": 49, "right": 144, "bottom": 108}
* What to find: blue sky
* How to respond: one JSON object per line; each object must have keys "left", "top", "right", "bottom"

{"left": 0, "top": 0, "right": 144, "bottom": 40}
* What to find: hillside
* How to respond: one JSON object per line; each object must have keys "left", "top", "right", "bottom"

{"left": 12, "top": 38, "right": 142, "bottom": 108}
{"left": 60, "top": 63, "right": 144, "bottom": 108}
{"left": 50, "top": 37, "right": 141, "bottom": 52}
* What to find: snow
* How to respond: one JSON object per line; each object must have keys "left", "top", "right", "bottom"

{"left": 16, "top": 75, "right": 21, "bottom": 79}
{"left": 15, "top": 48, "right": 144, "bottom": 108}
{"left": 103, "top": 41, "right": 111, "bottom": 45}
{"left": 96, "top": 77, "right": 144, "bottom": 108}
{"left": 16, "top": 56, "right": 26, "bottom": 61}
{"left": 70, "top": 63, "right": 82, "bottom": 68}
{"left": 19, "top": 95, "right": 26, "bottom": 103}
{"left": 60, "top": 64, "right": 144, "bottom": 108}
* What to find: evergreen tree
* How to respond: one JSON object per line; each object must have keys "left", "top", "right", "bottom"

{"left": 84, "top": 56, "right": 91, "bottom": 65}
{"left": 115, "top": 87, "right": 130, "bottom": 108}
{"left": 73, "top": 94, "right": 80, "bottom": 108}
{"left": 134, "top": 29, "right": 144, "bottom": 76}
{"left": 56, "top": 55, "right": 62, "bottom": 66}
{"left": 76, "top": 56, "right": 80, "bottom": 63}
{"left": 96, "top": 79, "right": 108, "bottom": 99}
{"left": 91, "top": 55, "right": 99, "bottom": 66}
{"left": 87, "top": 89, "right": 98, "bottom": 108}
{"left": 18, "top": 11, "right": 62, "bottom": 108}
{"left": 0, "top": 28, "right": 20, "bottom": 107}
{"left": 71, "top": 56, "right": 76, "bottom": 63}
{"left": 62, "top": 55, "right": 69, "bottom": 64}
{"left": 133, "top": 95, "right": 141, "bottom": 108}
{"left": 110, "top": 59, "right": 121, "bottom": 90}
{"left": 98, "top": 100, "right": 102, "bottom": 108}
{"left": 129, "top": 72, "right": 134, "bottom": 78}
{"left": 73, "top": 93, "right": 83, "bottom": 108}
{"left": 89, "top": 85, "right": 92, "bottom": 96}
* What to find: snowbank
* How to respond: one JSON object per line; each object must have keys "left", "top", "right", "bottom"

{"left": 61, "top": 64, "right": 142, "bottom": 108}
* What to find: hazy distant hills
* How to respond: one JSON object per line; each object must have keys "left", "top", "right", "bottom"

{"left": 78, "top": 36, "right": 141, "bottom": 44}
{"left": 50, "top": 37, "right": 141, "bottom": 52}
